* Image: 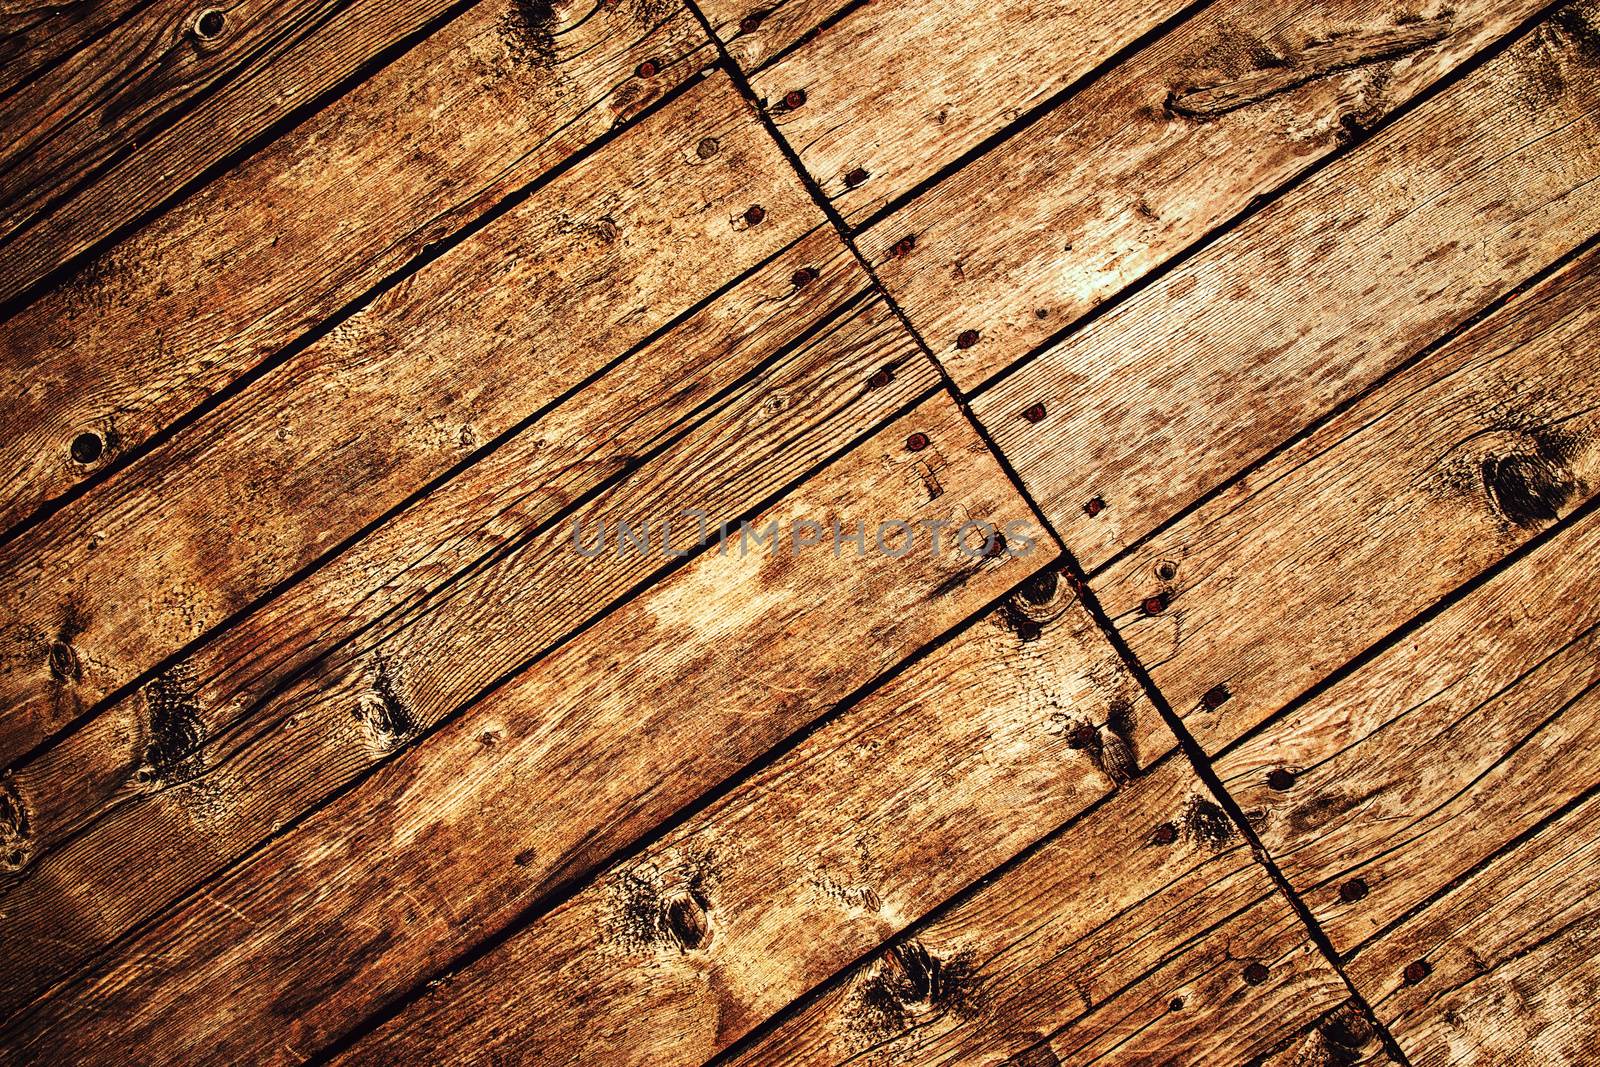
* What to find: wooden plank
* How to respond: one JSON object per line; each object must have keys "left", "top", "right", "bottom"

{"left": 711, "top": 756, "right": 1351, "bottom": 1065}
{"left": 0, "top": 0, "right": 709, "bottom": 529}
{"left": 0, "top": 0, "right": 148, "bottom": 99}
{"left": 1213, "top": 505, "right": 1600, "bottom": 956}
{"left": 973, "top": 0, "right": 1600, "bottom": 574}
{"left": 698, "top": 0, "right": 851, "bottom": 73}
{"left": 333, "top": 571, "right": 1168, "bottom": 1065}
{"left": 0, "top": 0, "right": 710, "bottom": 300}
{"left": 859, "top": 0, "right": 1550, "bottom": 392}
{"left": 0, "top": 71, "right": 812, "bottom": 767}
{"left": 0, "top": 227, "right": 928, "bottom": 1013}
{"left": 746, "top": 0, "right": 1197, "bottom": 226}
{"left": 1093, "top": 242, "right": 1600, "bottom": 753}
{"left": 1347, "top": 786, "right": 1600, "bottom": 1065}
{"left": 1, "top": 391, "right": 1047, "bottom": 1063}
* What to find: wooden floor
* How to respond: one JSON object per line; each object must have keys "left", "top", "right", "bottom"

{"left": 2, "top": 0, "right": 1598, "bottom": 1061}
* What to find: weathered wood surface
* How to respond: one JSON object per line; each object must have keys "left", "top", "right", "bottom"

{"left": 719, "top": 755, "right": 1352, "bottom": 1065}
{"left": 1218, "top": 505, "right": 1600, "bottom": 1063}
{"left": 0, "top": 0, "right": 709, "bottom": 532}
{"left": 1096, "top": 242, "right": 1600, "bottom": 753}
{"left": 0, "top": 0, "right": 148, "bottom": 99}
{"left": 748, "top": 0, "right": 1197, "bottom": 226}
{"left": 698, "top": 0, "right": 850, "bottom": 73}
{"left": 0, "top": 228, "right": 929, "bottom": 1013}
{"left": 338, "top": 571, "right": 1164, "bottom": 1065}
{"left": 860, "top": 0, "right": 1549, "bottom": 392}
{"left": 1348, "top": 780, "right": 1600, "bottom": 1065}
{"left": 0, "top": 72, "right": 810, "bottom": 768}
{"left": 1, "top": 393, "right": 1046, "bottom": 1063}
{"left": 0, "top": 0, "right": 709, "bottom": 303}
{"left": 974, "top": 0, "right": 1600, "bottom": 574}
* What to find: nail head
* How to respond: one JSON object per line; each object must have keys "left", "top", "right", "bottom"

{"left": 905, "top": 432, "right": 930, "bottom": 452}
{"left": 956, "top": 329, "right": 980, "bottom": 350}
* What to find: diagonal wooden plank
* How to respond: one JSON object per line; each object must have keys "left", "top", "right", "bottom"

{"left": 1347, "top": 779, "right": 1600, "bottom": 1065}
{"left": 2, "top": 390, "right": 1047, "bottom": 1063}
{"left": 1214, "top": 505, "right": 1600, "bottom": 1063}
{"left": 859, "top": 0, "right": 1551, "bottom": 391}
{"left": 973, "top": 0, "right": 1600, "bottom": 575}
{"left": 0, "top": 0, "right": 709, "bottom": 530}
{"left": 1214, "top": 504, "right": 1600, "bottom": 956}
{"left": 0, "top": 227, "right": 927, "bottom": 1015}
{"left": 746, "top": 0, "right": 1200, "bottom": 226}
{"left": 715, "top": 755, "right": 1355, "bottom": 1066}
{"left": 0, "top": 71, "right": 812, "bottom": 769}
{"left": 0, "top": 0, "right": 149, "bottom": 99}
{"left": 0, "top": 0, "right": 709, "bottom": 302}
{"left": 696, "top": 0, "right": 854, "bottom": 73}
{"left": 331, "top": 570, "right": 1165, "bottom": 1065}
{"left": 1096, "top": 242, "right": 1600, "bottom": 753}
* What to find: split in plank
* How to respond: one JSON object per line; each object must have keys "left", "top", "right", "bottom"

{"left": 336, "top": 569, "right": 1163, "bottom": 1065}
{"left": 0, "top": 70, "right": 809, "bottom": 768}
{"left": 861, "top": 0, "right": 1552, "bottom": 391}
{"left": 973, "top": 0, "right": 1600, "bottom": 574}
{"left": 0, "top": 226, "right": 934, "bottom": 1014}
{"left": 0, "top": 391, "right": 1046, "bottom": 1063}
{"left": 1097, "top": 240, "right": 1600, "bottom": 752}
{"left": 747, "top": 0, "right": 1198, "bottom": 225}
{"left": 0, "top": 0, "right": 710, "bottom": 531}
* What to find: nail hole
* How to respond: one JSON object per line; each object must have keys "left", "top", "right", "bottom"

{"left": 1035, "top": 307, "right": 1049, "bottom": 319}
{"left": 70, "top": 431, "right": 104, "bottom": 464}
{"left": 1243, "top": 961, "right": 1270, "bottom": 986}
{"left": 1154, "top": 559, "right": 1178, "bottom": 581}
{"left": 1083, "top": 497, "right": 1105, "bottom": 517}
{"left": 1168, "top": 996, "right": 1185, "bottom": 1012}
{"left": 1266, "top": 768, "right": 1297, "bottom": 791}
{"left": 194, "top": 7, "right": 225, "bottom": 38}
{"left": 744, "top": 204, "right": 766, "bottom": 226}
{"left": 1200, "top": 684, "right": 1231, "bottom": 711}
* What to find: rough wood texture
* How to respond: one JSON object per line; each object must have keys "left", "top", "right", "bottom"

{"left": 1098, "top": 242, "right": 1600, "bottom": 753}
{"left": 698, "top": 0, "right": 851, "bottom": 72}
{"left": 1218, "top": 505, "right": 1600, "bottom": 1064}
{"left": 0, "top": 0, "right": 708, "bottom": 302}
{"left": 0, "top": 229, "right": 932, "bottom": 1014}
{"left": 974, "top": 1, "right": 1600, "bottom": 574}
{"left": 0, "top": 71, "right": 810, "bottom": 768}
{"left": 0, "top": 0, "right": 148, "bottom": 99}
{"left": 0, "top": 0, "right": 708, "bottom": 532}
{"left": 860, "top": 0, "right": 1548, "bottom": 391}
{"left": 724, "top": 756, "right": 1351, "bottom": 1065}
{"left": 1, "top": 393, "right": 1046, "bottom": 1063}
{"left": 748, "top": 0, "right": 1196, "bottom": 225}
{"left": 339, "top": 572, "right": 1162, "bottom": 1065}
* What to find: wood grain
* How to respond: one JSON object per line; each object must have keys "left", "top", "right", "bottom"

{"left": 860, "top": 0, "right": 1549, "bottom": 391}
{"left": 748, "top": 0, "right": 1196, "bottom": 225}
{"left": 723, "top": 755, "right": 1350, "bottom": 1066}
{"left": 0, "top": 71, "right": 810, "bottom": 768}
{"left": 0, "top": 229, "right": 927, "bottom": 1013}
{"left": 1097, "top": 242, "right": 1600, "bottom": 753}
{"left": 1, "top": 391, "right": 1045, "bottom": 1064}
{"left": 337, "top": 571, "right": 1163, "bottom": 1065}
{"left": 1214, "top": 504, "right": 1600, "bottom": 951}
{"left": 698, "top": 0, "right": 852, "bottom": 73}
{"left": 0, "top": 0, "right": 709, "bottom": 531}
{"left": 973, "top": 0, "right": 1600, "bottom": 574}
{"left": 0, "top": 0, "right": 148, "bottom": 99}
{"left": 0, "top": 0, "right": 708, "bottom": 301}
{"left": 1216, "top": 506, "right": 1600, "bottom": 1063}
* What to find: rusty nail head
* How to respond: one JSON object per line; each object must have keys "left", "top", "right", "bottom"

{"left": 1339, "top": 877, "right": 1369, "bottom": 903}
{"left": 1141, "top": 593, "right": 1168, "bottom": 616}
{"left": 792, "top": 266, "right": 817, "bottom": 287}
{"left": 1022, "top": 402, "right": 1046, "bottom": 424}
{"left": 1083, "top": 497, "right": 1105, "bottom": 517}
{"left": 906, "top": 432, "right": 930, "bottom": 452}
{"left": 845, "top": 167, "right": 868, "bottom": 187}
{"left": 1243, "top": 962, "right": 1270, "bottom": 986}
{"left": 868, "top": 367, "right": 893, "bottom": 388}
{"left": 1168, "top": 997, "right": 1184, "bottom": 1012}
{"left": 636, "top": 58, "right": 659, "bottom": 77}
{"left": 892, "top": 235, "right": 915, "bottom": 257}
{"left": 740, "top": 12, "right": 763, "bottom": 32}
{"left": 983, "top": 532, "right": 1008, "bottom": 559}
{"left": 1403, "top": 959, "right": 1431, "bottom": 985}
{"left": 956, "top": 329, "right": 980, "bottom": 349}
{"left": 784, "top": 89, "right": 807, "bottom": 109}
{"left": 1200, "top": 684, "right": 1231, "bottom": 711}
{"left": 745, "top": 204, "right": 766, "bottom": 225}
{"left": 1150, "top": 822, "right": 1178, "bottom": 845}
